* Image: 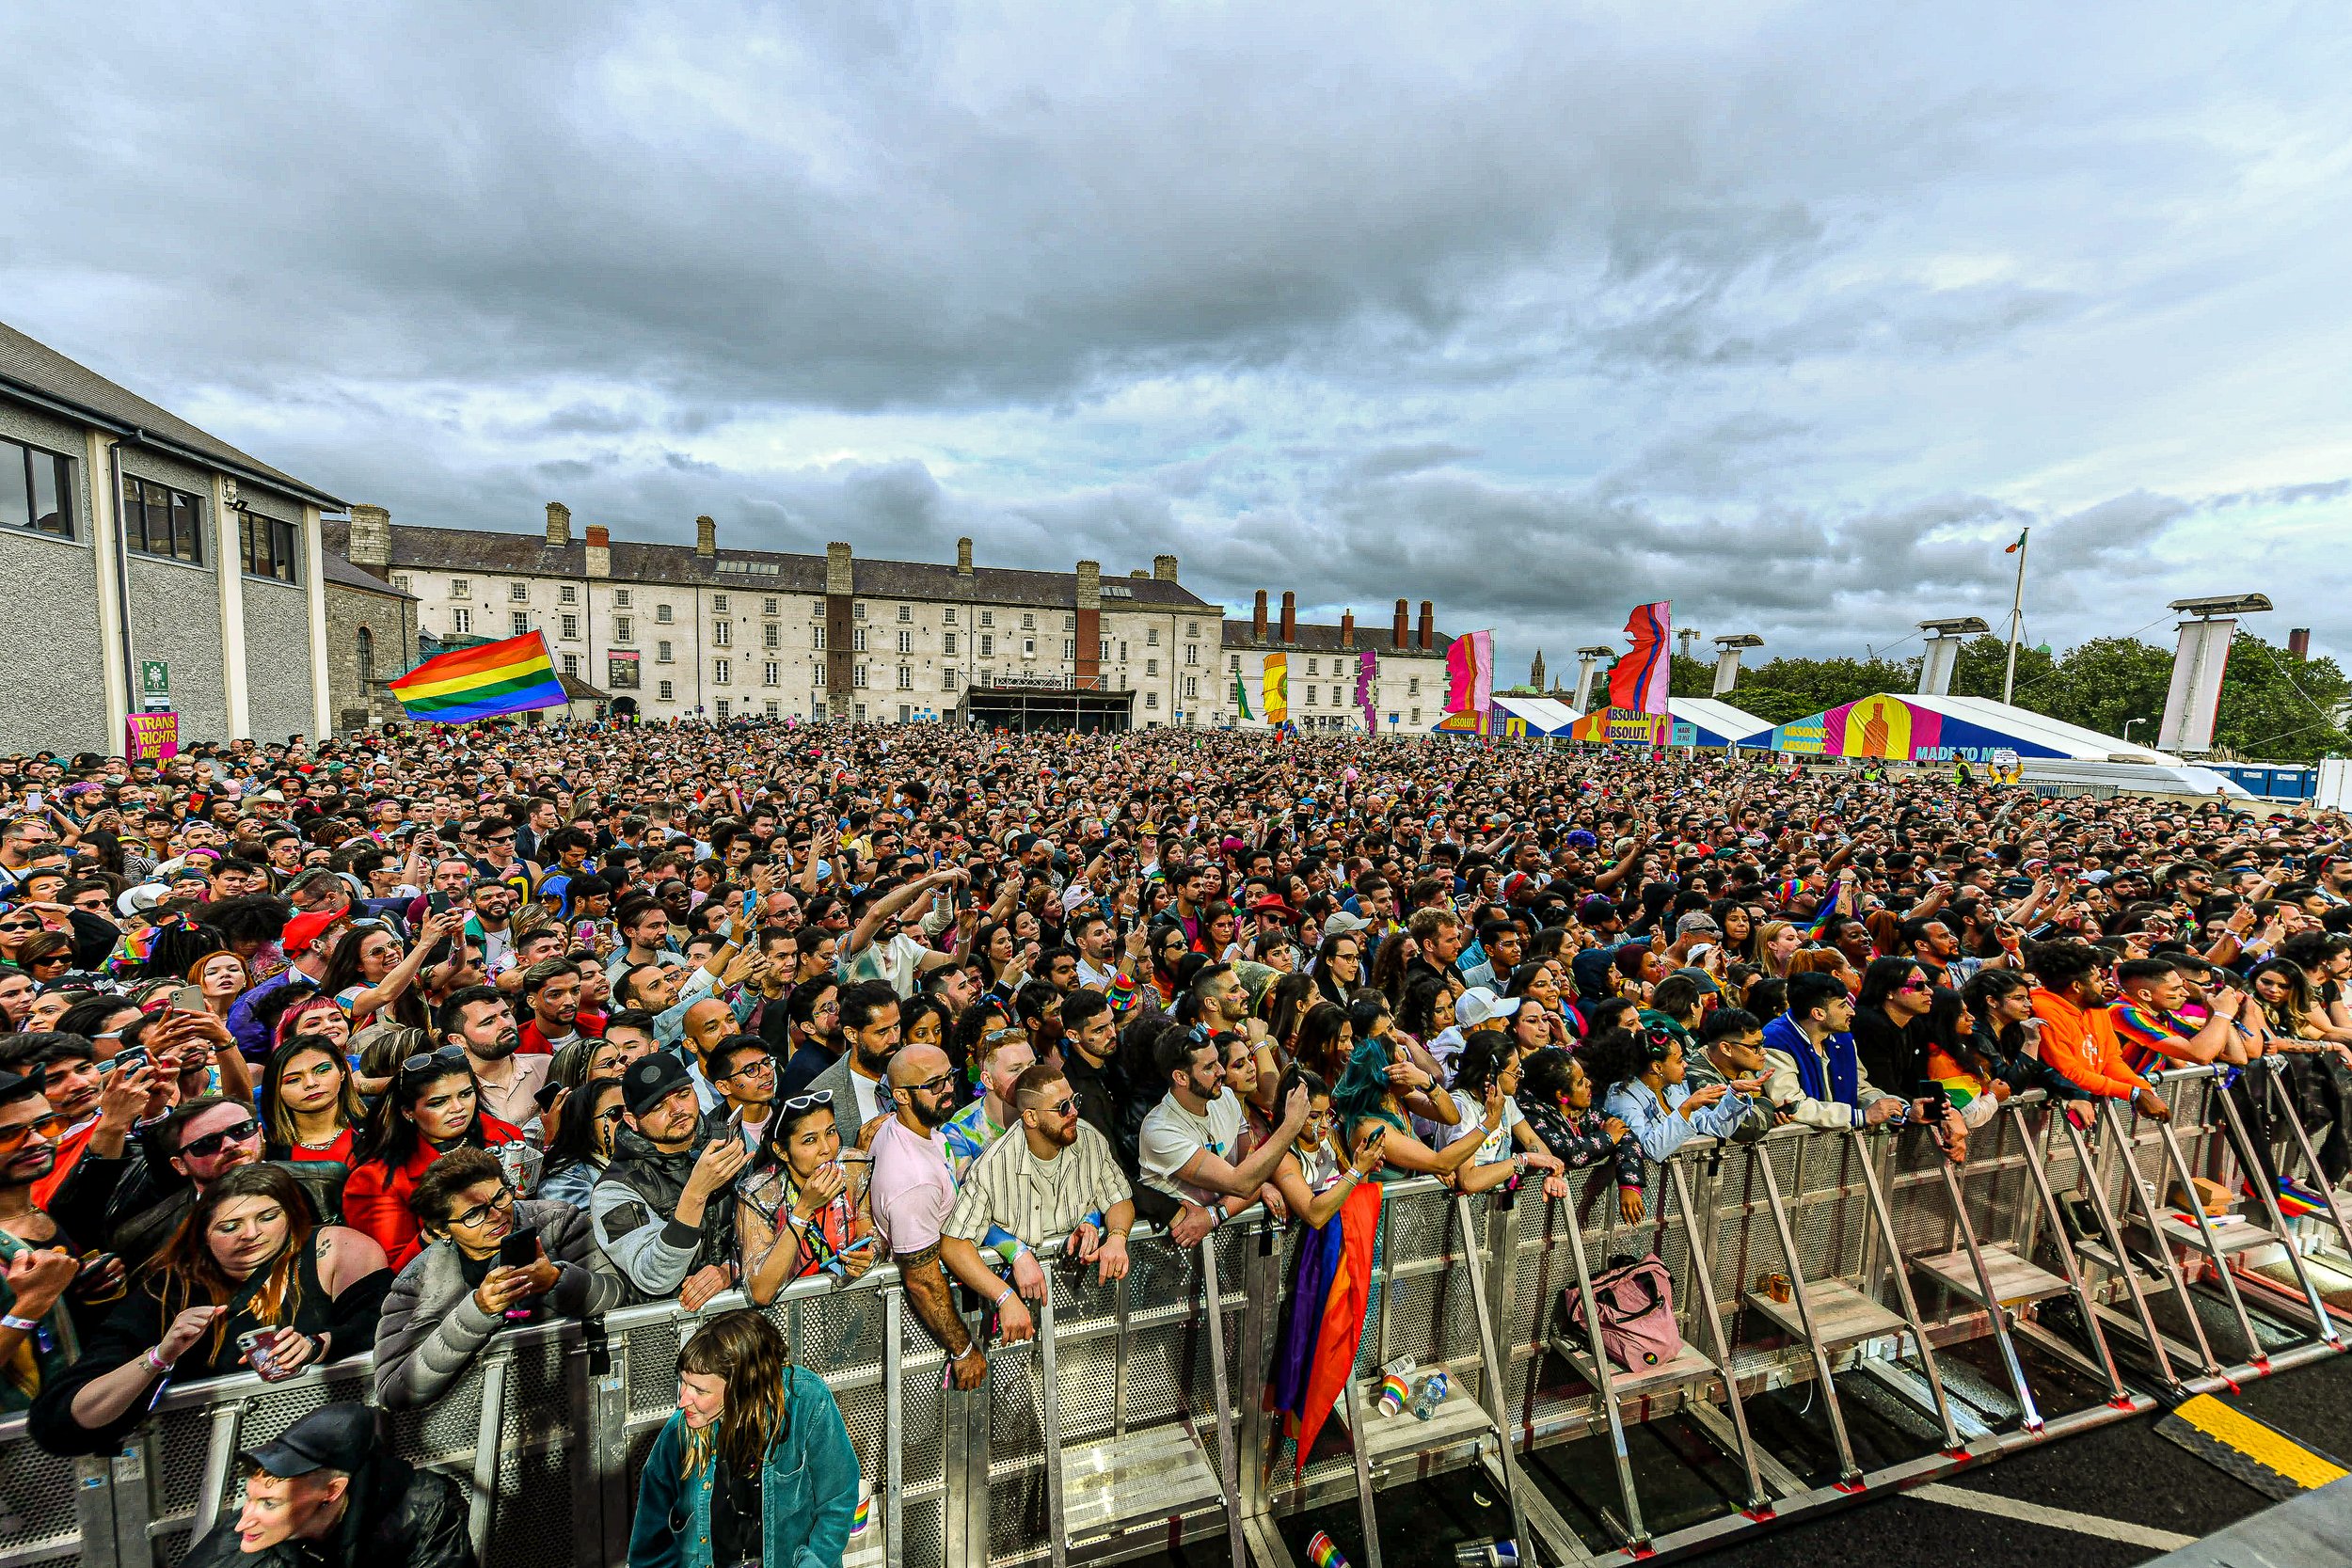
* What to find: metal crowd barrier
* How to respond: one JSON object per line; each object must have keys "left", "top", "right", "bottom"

{"left": 10, "top": 1063, "right": 2349, "bottom": 1568}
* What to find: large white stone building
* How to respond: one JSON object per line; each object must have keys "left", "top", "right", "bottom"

{"left": 322, "top": 504, "right": 1452, "bottom": 730}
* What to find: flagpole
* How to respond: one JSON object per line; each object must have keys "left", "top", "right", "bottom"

{"left": 2001, "top": 528, "right": 2030, "bottom": 705}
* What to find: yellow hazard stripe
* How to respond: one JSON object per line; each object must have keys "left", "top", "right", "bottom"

{"left": 2172, "top": 1395, "right": 2348, "bottom": 1490}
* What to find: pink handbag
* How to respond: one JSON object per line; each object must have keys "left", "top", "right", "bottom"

{"left": 1559, "top": 1256, "right": 1682, "bottom": 1372}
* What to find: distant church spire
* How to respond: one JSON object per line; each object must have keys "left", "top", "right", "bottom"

{"left": 1530, "top": 648, "right": 1546, "bottom": 690}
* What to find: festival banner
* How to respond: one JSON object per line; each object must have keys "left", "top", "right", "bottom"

{"left": 1604, "top": 601, "right": 1672, "bottom": 715}
{"left": 1356, "top": 649, "right": 1377, "bottom": 733}
{"left": 1263, "top": 654, "right": 1289, "bottom": 723}
{"left": 1759, "top": 693, "right": 2062, "bottom": 763}
{"left": 124, "top": 711, "right": 179, "bottom": 761}
{"left": 1569, "top": 707, "right": 1667, "bottom": 746}
{"left": 1444, "top": 629, "right": 1493, "bottom": 718}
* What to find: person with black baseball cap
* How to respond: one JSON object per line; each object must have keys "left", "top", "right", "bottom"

{"left": 179, "top": 1401, "right": 473, "bottom": 1566}
{"left": 589, "top": 1053, "right": 744, "bottom": 1307}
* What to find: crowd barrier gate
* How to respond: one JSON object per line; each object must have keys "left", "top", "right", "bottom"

{"left": 6, "top": 1061, "right": 2346, "bottom": 1568}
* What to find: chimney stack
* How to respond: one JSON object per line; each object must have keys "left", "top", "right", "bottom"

{"left": 1074, "top": 562, "right": 1102, "bottom": 689}
{"left": 585, "top": 525, "right": 611, "bottom": 579}
{"left": 545, "top": 501, "right": 571, "bottom": 548}
{"left": 825, "top": 542, "right": 853, "bottom": 595}
{"left": 1152, "top": 553, "right": 1179, "bottom": 583}
{"left": 1075, "top": 560, "right": 1101, "bottom": 609}
{"left": 1418, "top": 601, "right": 1434, "bottom": 651}
{"left": 957, "top": 537, "right": 974, "bottom": 577}
{"left": 1341, "top": 610, "right": 1356, "bottom": 649}
{"left": 1393, "top": 598, "right": 1409, "bottom": 648}
{"left": 695, "top": 515, "right": 716, "bottom": 559}
{"left": 346, "top": 503, "right": 391, "bottom": 570}
{"left": 2291, "top": 627, "right": 2312, "bottom": 660}
{"left": 1253, "top": 591, "right": 1268, "bottom": 641}
{"left": 1279, "top": 591, "right": 1296, "bottom": 644}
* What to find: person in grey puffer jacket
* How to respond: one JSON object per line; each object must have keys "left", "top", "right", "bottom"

{"left": 589, "top": 1053, "right": 744, "bottom": 1307}
{"left": 373, "top": 1148, "right": 622, "bottom": 1411}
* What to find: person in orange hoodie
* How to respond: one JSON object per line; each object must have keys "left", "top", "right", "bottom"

{"left": 2027, "top": 940, "right": 2170, "bottom": 1120}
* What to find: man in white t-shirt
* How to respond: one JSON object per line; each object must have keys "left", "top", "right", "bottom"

{"left": 1137, "top": 1026, "right": 1310, "bottom": 1247}
{"left": 842, "top": 868, "right": 969, "bottom": 1000}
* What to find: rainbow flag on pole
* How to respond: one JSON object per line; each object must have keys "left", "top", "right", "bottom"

{"left": 389, "top": 631, "right": 565, "bottom": 722}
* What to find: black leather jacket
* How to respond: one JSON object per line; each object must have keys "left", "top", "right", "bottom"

{"left": 177, "top": 1454, "right": 474, "bottom": 1568}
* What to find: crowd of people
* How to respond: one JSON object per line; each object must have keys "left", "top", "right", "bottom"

{"left": 0, "top": 718, "right": 2345, "bottom": 1564}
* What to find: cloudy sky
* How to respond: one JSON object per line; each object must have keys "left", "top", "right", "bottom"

{"left": 7, "top": 2, "right": 2351, "bottom": 680}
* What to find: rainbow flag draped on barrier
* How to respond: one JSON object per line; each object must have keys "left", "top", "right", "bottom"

{"left": 1605, "top": 601, "right": 1672, "bottom": 714}
{"left": 389, "top": 632, "right": 565, "bottom": 722}
{"left": 1266, "top": 1179, "right": 1381, "bottom": 1470}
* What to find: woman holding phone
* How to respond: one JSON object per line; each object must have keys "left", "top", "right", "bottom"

{"left": 737, "top": 1089, "right": 877, "bottom": 1302}
{"left": 372, "top": 1148, "right": 621, "bottom": 1410}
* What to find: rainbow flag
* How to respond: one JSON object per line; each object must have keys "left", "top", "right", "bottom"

{"left": 1267, "top": 1179, "right": 1381, "bottom": 1471}
{"left": 389, "top": 631, "right": 565, "bottom": 722}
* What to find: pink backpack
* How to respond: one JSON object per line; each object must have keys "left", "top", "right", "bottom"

{"left": 1558, "top": 1256, "right": 1682, "bottom": 1372}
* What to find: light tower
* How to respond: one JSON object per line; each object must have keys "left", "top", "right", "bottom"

{"left": 1711, "top": 634, "right": 1762, "bottom": 696}
{"left": 1915, "top": 617, "right": 1991, "bottom": 697}
{"left": 2158, "top": 594, "right": 2270, "bottom": 753}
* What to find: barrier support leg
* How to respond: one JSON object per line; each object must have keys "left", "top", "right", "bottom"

{"left": 1200, "top": 1232, "right": 1248, "bottom": 1568}
{"left": 2262, "top": 1057, "right": 2352, "bottom": 1266}
{"left": 885, "top": 1288, "right": 906, "bottom": 1568}
{"left": 2054, "top": 1109, "right": 2182, "bottom": 1390}
{"left": 469, "top": 1352, "right": 509, "bottom": 1563}
{"left": 1456, "top": 1195, "right": 1538, "bottom": 1565}
{"left": 1340, "top": 1368, "right": 1386, "bottom": 1568}
{"left": 72, "top": 1454, "right": 119, "bottom": 1568}
{"left": 1665, "top": 1163, "right": 1770, "bottom": 1511}
{"left": 2146, "top": 1086, "right": 2266, "bottom": 1364}
{"left": 111, "top": 1433, "right": 152, "bottom": 1568}
{"left": 1753, "top": 1145, "right": 1862, "bottom": 1482}
{"left": 2099, "top": 1098, "right": 2224, "bottom": 1378}
{"left": 1550, "top": 1186, "right": 1646, "bottom": 1549}
{"left": 1036, "top": 1275, "right": 1070, "bottom": 1568}
{"left": 2211, "top": 1069, "right": 2340, "bottom": 1346}
{"left": 1931, "top": 1154, "right": 2044, "bottom": 1433}
{"left": 188, "top": 1400, "right": 243, "bottom": 1545}
{"left": 2009, "top": 1105, "right": 2130, "bottom": 1404}
{"left": 1849, "top": 1127, "right": 1963, "bottom": 1452}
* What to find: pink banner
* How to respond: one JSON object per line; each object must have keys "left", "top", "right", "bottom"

{"left": 1357, "top": 649, "right": 1377, "bottom": 732}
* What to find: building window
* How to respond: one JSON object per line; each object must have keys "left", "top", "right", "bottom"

{"left": 897, "top": 665, "right": 913, "bottom": 689}
{"left": 1410, "top": 706, "right": 1422, "bottom": 725}
{"left": 713, "top": 594, "right": 728, "bottom": 612}
{"left": 897, "top": 629, "right": 913, "bottom": 654}
{"left": 1407, "top": 676, "right": 1421, "bottom": 696}
{"left": 812, "top": 626, "right": 826, "bottom": 651}
{"left": 656, "top": 603, "right": 673, "bottom": 624}
{"left": 1064, "top": 614, "right": 1076, "bottom": 631}
{"left": 1184, "top": 674, "right": 1198, "bottom": 699}
{"left": 898, "top": 705, "right": 912, "bottom": 722}
{"left": 510, "top": 581, "right": 529, "bottom": 602}
{"left": 1024, "top": 638, "right": 1037, "bottom": 658}
{"left": 238, "top": 511, "right": 300, "bottom": 582}
{"left": 1146, "top": 627, "right": 1160, "bottom": 645}
{"left": 1230, "top": 656, "right": 1240, "bottom": 673}
{"left": 1307, "top": 657, "right": 1319, "bottom": 675}
{"left": 897, "top": 604, "right": 913, "bottom": 623}
{"left": 559, "top": 585, "right": 576, "bottom": 604}
{"left": 1184, "top": 644, "right": 1198, "bottom": 665}
{"left": 978, "top": 633, "right": 994, "bottom": 657}
{"left": 763, "top": 596, "right": 778, "bottom": 615}
{"left": 978, "top": 610, "right": 993, "bottom": 627}
{"left": 765, "top": 699, "right": 781, "bottom": 718}
{"left": 614, "top": 616, "right": 633, "bottom": 641}
{"left": 1021, "top": 612, "right": 1036, "bottom": 630}
{"left": 1062, "top": 639, "right": 1075, "bottom": 659}
{"left": 714, "top": 658, "right": 731, "bottom": 685}
{"left": 1186, "top": 621, "right": 1200, "bottom": 639}
{"left": 1304, "top": 686, "right": 1315, "bottom": 706}
{"left": 0, "top": 436, "right": 72, "bottom": 538}
{"left": 1145, "top": 692, "right": 1159, "bottom": 709}
{"left": 944, "top": 667, "right": 959, "bottom": 691}
{"left": 712, "top": 622, "right": 732, "bottom": 646}
{"left": 1118, "top": 641, "right": 1129, "bottom": 662}
{"left": 121, "top": 476, "right": 203, "bottom": 563}
{"left": 942, "top": 631, "right": 957, "bottom": 656}
{"left": 560, "top": 613, "right": 580, "bottom": 640}
{"left": 451, "top": 578, "right": 470, "bottom": 598}
{"left": 563, "top": 654, "right": 580, "bottom": 678}
{"left": 944, "top": 608, "right": 957, "bottom": 626}
{"left": 614, "top": 589, "right": 630, "bottom": 607}
{"left": 763, "top": 661, "right": 780, "bottom": 687}
{"left": 715, "top": 698, "right": 730, "bottom": 720}
{"left": 851, "top": 627, "right": 867, "bottom": 652}
{"left": 391, "top": 573, "right": 412, "bottom": 592}
{"left": 852, "top": 664, "right": 868, "bottom": 689}
{"left": 1145, "top": 658, "right": 1158, "bottom": 677}
{"left": 510, "top": 612, "right": 529, "bottom": 637}
{"left": 659, "top": 680, "right": 675, "bottom": 702}
{"left": 452, "top": 609, "right": 472, "bottom": 635}
{"left": 764, "top": 623, "right": 779, "bottom": 648}
{"left": 854, "top": 703, "right": 867, "bottom": 721}
{"left": 356, "top": 628, "right": 374, "bottom": 683}
{"left": 657, "top": 641, "right": 674, "bottom": 663}
{"left": 851, "top": 601, "right": 870, "bottom": 621}
{"left": 1102, "top": 641, "right": 1112, "bottom": 661}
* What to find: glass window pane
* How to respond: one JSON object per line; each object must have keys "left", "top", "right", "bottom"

{"left": 0, "top": 444, "right": 29, "bottom": 532}
{"left": 29, "top": 451, "right": 65, "bottom": 535}
{"left": 239, "top": 511, "right": 255, "bottom": 571}
{"left": 174, "top": 493, "right": 199, "bottom": 562}
{"left": 146, "top": 485, "right": 169, "bottom": 554}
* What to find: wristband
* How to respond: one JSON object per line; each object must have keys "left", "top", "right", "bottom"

{"left": 144, "top": 1347, "right": 170, "bottom": 1375}
{"left": 992, "top": 1286, "right": 1012, "bottom": 1307}
{"left": 1, "top": 1314, "right": 38, "bottom": 1332}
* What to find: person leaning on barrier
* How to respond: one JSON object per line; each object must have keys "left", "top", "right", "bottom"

{"left": 0, "top": 1067, "right": 96, "bottom": 1407}
{"left": 178, "top": 1402, "right": 475, "bottom": 1568}
{"left": 1515, "top": 1047, "right": 1646, "bottom": 1222}
{"left": 591, "top": 1053, "right": 745, "bottom": 1308}
{"left": 939, "top": 1061, "right": 1135, "bottom": 1342}
{"left": 373, "top": 1146, "right": 623, "bottom": 1411}
{"left": 870, "top": 1044, "right": 991, "bottom": 1387}
{"left": 738, "top": 1087, "right": 879, "bottom": 1303}
{"left": 31, "top": 1164, "right": 390, "bottom": 1456}
{"left": 1677, "top": 1006, "right": 1776, "bottom": 1142}
{"left": 628, "top": 1307, "right": 858, "bottom": 1568}
{"left": 1759, "top": 972, "right": 1906, "bottom": 1131}
{"left": 1136, "top": 1023, "right": 1311, "bottom": 1245}
{"left": 2027, "top": 940, "right": 2170, "bottom": 1120}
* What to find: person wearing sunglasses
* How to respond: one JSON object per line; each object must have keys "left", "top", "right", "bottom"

{"left": 29, "top": 1164, "right": 389, "bottom": 1459}
{"left": 341, "top": 1048, "right": 528, "bottom": 1272}
{"left": 0, "top": 1067, "right": 91, "bottom": 1414}
{"left": 373, "top": 1146, "right": 621, "bottom": 1412}
{"left": 739, "top": 1088, "right": 878, "bottom": 1303}
{"left": 537, "top": 1076, "right": 628, "bottom": 1208}
{"left": 1850, "top": 957, "right": 1936, "bottom": 1093}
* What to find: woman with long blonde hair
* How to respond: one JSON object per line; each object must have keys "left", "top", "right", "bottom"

{"left": 628, "top": 1307, "right": 860, "bottom": 1568}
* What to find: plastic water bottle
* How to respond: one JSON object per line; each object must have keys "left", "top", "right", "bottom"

{"left": 1454, "top": 1539, "right": 1519, "bottom": 1568}
{"left": 1410, "top": 1370, "right": 1451, "bottom": 1420}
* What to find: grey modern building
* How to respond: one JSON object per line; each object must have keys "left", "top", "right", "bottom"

{"left": 0, "top": 319, "right": 347, "bottom": 754}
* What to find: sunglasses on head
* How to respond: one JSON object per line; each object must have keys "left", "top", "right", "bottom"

{"left": 179, "top": 1117, "right": 261, "bottom": 1161}
{"left": 400, "top": 1044, "right": 472, "bottom": 1079}
{"left": 779, "top": 1088, "right": 834, "bottom": 1114}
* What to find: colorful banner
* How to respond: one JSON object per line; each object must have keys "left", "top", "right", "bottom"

{"left": 1759, "top": 693, "right": 2065, "bottom": 763}
{"left": 1605, "top": 601, "right": 1672, "bottom": 715}
{"left": 1569, "top": 707, "right": 1668, "bottom": 745}
{"left": 1356, "top": 649, "right": 1377, "bottom": 733}
{"left": 124, "top": 711, "right": 179, "bottom": 761}
{"left": 1435, "top": 708, "right": 1491, "bottom": 735}
{"left": 389, "top": 631, "right": 565, "bottom": 722}
{"left": 1263, "top": 654, "right": 1288, "bottom": 723}
{"left": 1232, "top": 673, "right": 1253, "bottom": 721}
{"left": 1444, "top": 628, "right": 1493, "bottom": 718}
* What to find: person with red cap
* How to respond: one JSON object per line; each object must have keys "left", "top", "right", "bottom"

{"left": 228, "top": 909, "right": 351, "bottom": 1062}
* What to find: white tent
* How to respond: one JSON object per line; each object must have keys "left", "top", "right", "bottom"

{"left": 1670, "top": 698, "right": 1770, "bottom": 748}
{"left": 1492, "top": 695, "right": 1581, "bottom": 736}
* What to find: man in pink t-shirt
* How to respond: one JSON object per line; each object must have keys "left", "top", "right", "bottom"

{"left": 872, "top": 1045, "right": 994, "bottom": 1389}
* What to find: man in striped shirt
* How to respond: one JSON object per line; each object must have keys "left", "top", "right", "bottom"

{"left": 940, "top": 1062, "right": 1135, "bottom": 1343}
